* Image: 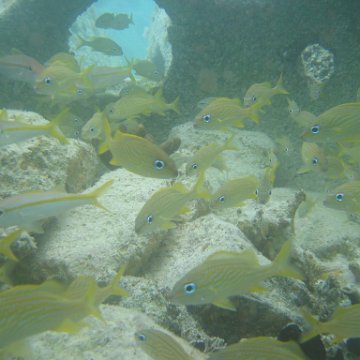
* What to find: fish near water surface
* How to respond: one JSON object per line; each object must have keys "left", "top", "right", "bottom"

{"left": 95, "top": 12, "right": 134, "bottom": 30}
{"left": 0, "top": 108, "right": 69, "bottom": 146}
{"left": 0, "top": 180, "right": 113, "bottom": 232}
{"left": 207, "top": 336, "right": 306, "bottom": 360}
{"left": 302, "top": 102, "right": 360, "bottom": 144}
{"left": 135, "top": 173, "right": 206, "bottom": 235}
{"left": 133, "top": 60, "right": 163, "bottom": 81}
{"left": 99, "top": 116, "right": 178, "bottom": 179}
{"left": 209, "top": 176, "right": 259, "bottom": 209}
{"left": 0, "top": 265, "right": 127, "bottom": 356}
{"left": 170, "top": 240, "right": 303, "bottom": 311}
{"left": 186, "top": 135, "right": 238, "bottom": 175}
{"left": 194, "top": 97, "right": 260, "bottom": 130}
{"left": 135, "top": 329, "right": 193, "bottom": 360}
{"left": 323, "top": 180, "right": 360, "bottom": 215}
{"left": 77, "top": 36, "right": 123, "bottom": 56}
{"left": 243, "top": 74, "right": 288, "bottom": 108}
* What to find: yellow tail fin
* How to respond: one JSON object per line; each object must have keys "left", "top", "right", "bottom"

{"left": 272, "top": 240, "right": 304, "bottom": 280}
{"left": 85, "top": 180, "right": 113, "bottom": 212}
{"left": 44, "top": 108, "right": 69, "bottom": 144}
{"left": 98, "top": 115, "right": 112, "bottom": 154}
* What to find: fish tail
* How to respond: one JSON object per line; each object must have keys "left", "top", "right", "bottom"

{"left": 84, "top": 179, "right": 113, "bottom": 212}
{"left": 191, "top": 171, "right": 208, "bottom": 199}
{"left": 83, "top": 280, "right": 102, "bottom": 320}
{"left": 272, "top": 240, "right": 304, "bottom": 280}
{"left": 275, "top": 73, "right": 288, "bottom": 95}
{"left": 129, "top": 13, "right": 134, "bottom": 25}
{"left": 101, "top": 264, "right": 128, "bottom": 302}
{"left": 0, "top": 229, "right": 20, "bottom": 261}
{"left": 246, "top": 102, "right": 262, "bottom": 124}
{"left": 224, "top": 134, "right": 239, "bottom": 151}
{"left": 44, "top": 108, "right": 70, "bottom": 144}
{"left": 168, "top": 96, "right": 181, "bottom": 114}
{"left": 76, "top": 35, "right": 86, "bottom": 49}
{"left": 299, "top": 307, "right": 322, "bottom": 343}
{"left": 98, "top": 114, "right": 112, "bottom": 154}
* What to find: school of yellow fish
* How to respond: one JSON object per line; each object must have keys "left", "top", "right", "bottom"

{"left": 0, "top": 9, "right": 360, "bottom": 359}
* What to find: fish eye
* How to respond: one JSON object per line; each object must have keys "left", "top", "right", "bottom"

{"left": 154, "top": 160, "right": 165, "bottom": 170}
{"left": 202, "top": 114, "right": 211, "bottom": 123}
{"left": 252, "top": 95, "right": 257, "bottom": 102}
{"left": 255, "top": 189, "right": 259, "bottom": 196}
{"left": 146, "top": 215, "right": 153, "bottom": 224}
{"left": 218, "top": 195, "right": 225, "bottom": 203}
{"left": 191, "top": 163, "right": 198, "bottom": 170}
{"left": 43, "top": 77, "right": 52, "bottom": 85}
{"left": 184, "top": 282, "right": 197, "bottom": 294}
{"left": 312, "top": 157, "right": 319, "bottom": 166}
{"left": 335, "top": 193, "right": 344, "bottom": 202}
{"left": 268, "top": 190, "right": 272, "bottom": 196}
{"left": 77, "top": 88, "right": 84, "bottom": 96}
{"left": 137, "top": 333, "right": 146, "bottom": 341}
{"left": 90, "top": 127, "right": 95, "bottom": 133}
{"left": 311, "top": 125, "right": 320, "bottom": 134}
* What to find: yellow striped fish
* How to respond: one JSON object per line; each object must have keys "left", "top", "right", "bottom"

{"left": 302, "top": 102, "right": 360, "bottom": 143}
{"left": 135, "top": 173, "right": 207, "bottom": 235}
{"left": 194, "top": 97, "right": 260, "bottom": 130}
{"left": 301, "top": 304, "right": 360, "bottom": 344}
{"left": 0, "top": 180, "right": 113, "bottom": 232}
{"left": 170, "top": 241, "right": 303, "bottom": 311}
{"left": 135, "top": 329, "right": 193, "bottom": 360}
{"left": 99, "top": 116, "right": 178, "bottom": 179}
{"left": 186, "top": 136, "right": 238, "bottom": 175}
{"left": 0, "top": 266, "right": 127, "bottom": 355}
{"left": 209, "top": 176, "right": 259, "bottom": 209}
{"left": 104, "top": 90, "right": 179, "bottom": 122}
{"left": 208, "top": 336, "right": 306, "bottom": 360}
{"left": 323, "top": 180, "right": 360, "bottom": 215}
{"left": 297, "top": 142, "right": 328, "bottom": 174}
{"left": 243, "top": 74, "right": 288, "bottom": 108}
{"left": 0, "top": 108, "right": 69, "bottom": 146}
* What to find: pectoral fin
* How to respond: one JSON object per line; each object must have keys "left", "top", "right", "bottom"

{"left": 212, "top": 297, "right": 237, "bottom": 311}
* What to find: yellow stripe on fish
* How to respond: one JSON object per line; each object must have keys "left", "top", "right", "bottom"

{"left": 186, "top": 135, "right": 238, "bottom": 175}
{"left": 170, "top": 240, "right": 303, "bottom": 311}
{"left": 301, "top": 304, "right": 360, "bottom": 344}
{"left": 135, "top": 329, "right": 193, "bottom": 360}
{"left": 0, "top": 180, "right": 113, "bottom": 232}
{"left": 0, "top": 266, "right": 126, "bottom": 356}
{"left": 135, "top": 173, "right": 207, "bottom": 235}
{"left": 323, "top": 180, "right": 360, "bottom": 215}
{"left": 302, "top": 102, "right": 360, "bottom": 143}
{"left": 99, "top": 115, "right": 178, "bottom": 179}
{"left": 207, "top": 336, "right": 306, "bottom": 360}
{"left": 297, "top": 142, "right": 328, "bottom": 174}
{"left": 194, "top": 97, "right": 260, "bottom": 130}
{"left": 243, "top": 73, "right": 288, "bottom": 108}
{"left": 0, "top": 108, "right": 69, "bottom": 146}
{"left": 209, "top": 176, "right": 259, "bottom": 209}
{"left": 104, "top": 89, "right": 179, "bottom": 122}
